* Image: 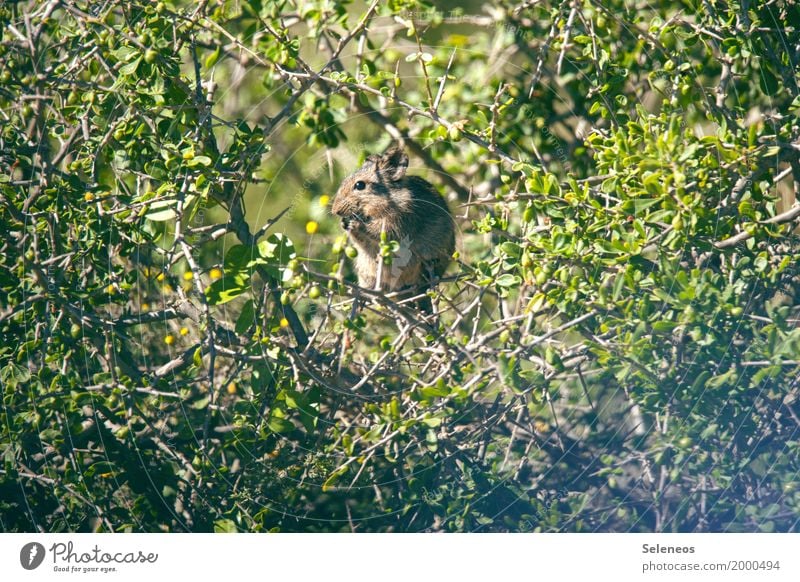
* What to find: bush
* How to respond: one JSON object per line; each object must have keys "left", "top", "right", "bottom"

{"left": 1, "top": 0, "right": 798, "bottom": 532}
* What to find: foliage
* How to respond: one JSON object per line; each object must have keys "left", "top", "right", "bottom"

{"left": 1, "top": 0, "right": 799, "bottom": 532}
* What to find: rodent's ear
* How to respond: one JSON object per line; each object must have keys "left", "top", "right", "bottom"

{"left": 377, "top": 145, "right": 408, "bottom": 182}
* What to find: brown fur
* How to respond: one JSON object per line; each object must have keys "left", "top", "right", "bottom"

{"left": 332, "top": 145, "right": 455, "bottom": 298}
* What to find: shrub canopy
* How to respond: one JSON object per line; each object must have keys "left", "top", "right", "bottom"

{"left": 1, "top": 0, "right": 799, "bottom": 532}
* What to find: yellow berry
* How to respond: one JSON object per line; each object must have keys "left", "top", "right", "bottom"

{"left": 183, "top": 271, "right": 193, "bottom": 281}
{"left": 179, "top": 327, "right": 189, "bottom": 336}
{"left": 226, "top": 382, "right": 237, "bottom": 395}
{"left": 279, "top": 317, "right": 289, "bottom": 328}
{"left": 319, "top": 195, "right": 330, "bottom": 206}
{"left": 164, "top": 334, "right": 175, "bottom": 345}
{"left": 105, "top": 284, "right": 115, "bottom": 294}
{"left": 306, "top": 221, "right": 319, "bottom": 234}
{"left": 84, "top": 192, "right": 95, "bottom": 202}
{"left": 209, "top": 268, "right": 222, "bottom": 280}
{"left": 156, "top": 273, "right": 165, "bottom": 282}
{"left": 141, "top": 303, "right": 149, "bottom": 311}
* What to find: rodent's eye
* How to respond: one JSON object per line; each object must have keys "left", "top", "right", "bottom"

{"left": 354, "top": 180, "right": 366, "bottom": 191}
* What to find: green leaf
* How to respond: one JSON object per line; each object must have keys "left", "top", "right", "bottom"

{"left": 235, "top": 299, "right": 255, "bottom": 335}
{"left": 652, "top": 320, "right": 678, "bottom": 333}
{"left": 420, "top": 385, "right": 450, "bottom": 399}
{"left": 496, "top": 273, "right": 522, "bottom": 287}
{"left": 500, "top": 242, "right": 522, "bottom": 257}
{"left": 213, "top": 519, "right": 238, "bottom": 533}
{"left": 267, "top": 411, "right": 294, "bottom": 434}
{"left": 322, "top": 466, "right": 348, "bottom": 492}
{"left": 421, "top": 416, "right": 442, "bottom": 428}
{"left": 258, "top": 233, "right": 296, "bottom": 264}
{"left": 192, "top": 396, "right": 209, "bottom": 410}
{"left": 224, "top": 245, "right": 257, "bottom": 271}
{"left": 205, "top": 46, "right": 221, "bottom": 69}
{"left": 205, "top": 273, "right": 249, "bottom": 305}
{"left": 119, "top": 57, "right": 141, "bottom": 75}
{"left": 143, "top": 199, "right": 177, "bottom": 221}
{"left": 186, "top": 155, "right": 212, "bottom": 167}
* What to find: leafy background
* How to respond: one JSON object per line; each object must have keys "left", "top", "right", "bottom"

{"left": 1, "top": 0, "right": 799, "bottom": 532}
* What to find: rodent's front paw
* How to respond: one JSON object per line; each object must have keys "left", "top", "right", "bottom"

{"left": 341, "top": 212, "right": 372, "bottom": 232}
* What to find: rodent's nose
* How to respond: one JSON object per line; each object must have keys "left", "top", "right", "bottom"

{"left": 330, "top": 197, "right": 341, "bottom": 216}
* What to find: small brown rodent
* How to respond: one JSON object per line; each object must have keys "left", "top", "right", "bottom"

{"left": 332, "top": 144, "right": 455, "bottom": 301}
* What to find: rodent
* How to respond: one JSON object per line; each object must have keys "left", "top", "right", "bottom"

{"left": 331, "top": 144, "right": 455, "bottom": 303}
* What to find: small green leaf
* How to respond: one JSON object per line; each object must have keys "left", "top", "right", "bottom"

{"left": 213, "top": 519, "right": 238, "bottom": 533}
{"left": 119, "top": 57, "right": 141, "bottom": 75}
{"left": 192, "top": 396, "right": 209, "bottom": 410}
{"left": 143, "top": 199, "right": 177, "bottom": 221}
{"left": 496, "top": 273, "right": 522, "bottom": 287}
{"left": 322, "top": 466, "right": 348, "bottom": 492}
{"left": 205, "top": 273, "right": 249, "bottom": 305}
{"left": 205, "top": 46, "right": 221, "bottom": 69}
{"left": 186, "top": 155, "right": 212, "bottom": 167}
{"left": 235, "top": 299, "right": 255, "bottom": 335}
{"left": 652, "top": 320, "right": 678, "bottom": 333}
